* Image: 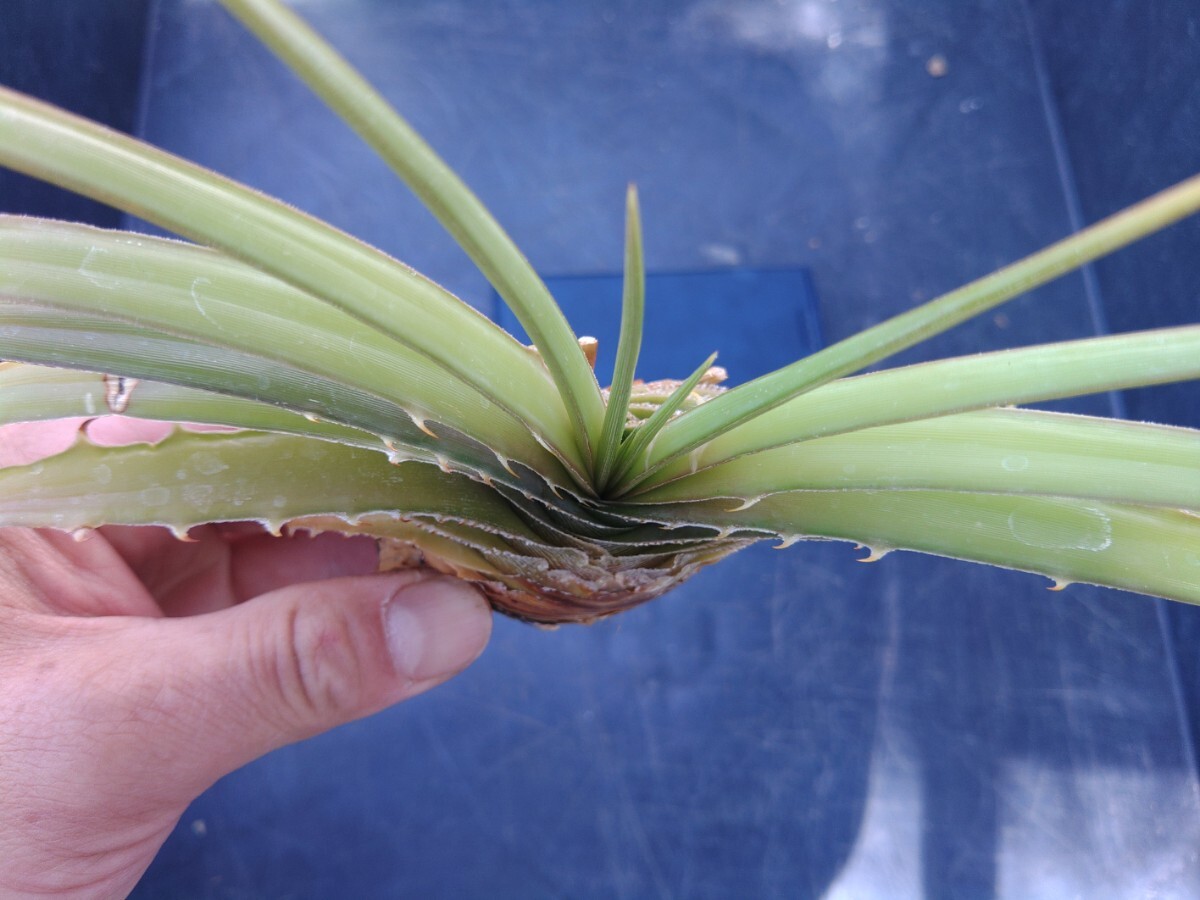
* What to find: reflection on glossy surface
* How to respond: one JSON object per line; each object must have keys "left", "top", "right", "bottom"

{"left": 6, "top": 0, "right": 1200, "bottom": 896}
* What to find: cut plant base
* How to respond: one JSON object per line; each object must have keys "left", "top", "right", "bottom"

{"left": 1, "top": 0, "right": 1199, "bottom": 624}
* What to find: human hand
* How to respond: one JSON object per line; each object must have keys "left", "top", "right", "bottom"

{"left": 0, "top": 419, "right": 493, "bottom": 898}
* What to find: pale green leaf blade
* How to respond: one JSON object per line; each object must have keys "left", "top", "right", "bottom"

{"left": 0, "top": 428, "right": 530, "bottom": 537}
{"left": 216, "top": 0, "right": 605, "bottom": 456}
{"left": 642, "top": 173, "right": 1200, "bottom": 473}
{"left": 0, "top": 303, "right": 560, "bottom": 488}
{"left": 0, "top": 87, "right": 588, "bottom": 475}
{"left": 625, "top": 490, "right": 1200, "bottom": 605}
{"left": 636, "top": 407, "right": 1200, "bottom": 510}
{"left": 0, "top": 362, "right": 399, "bottom": 450}
{"left": 609, "top": 352, "right": 718, "bottom": 487}
{"left": 595, "top": 185, "right": 646, "bottom": 490}
{"left": 641, "top": 324, "right": 1200, "bottom": 486}
{"left": 0, "top": 216, "right": 578, "bottom": 485}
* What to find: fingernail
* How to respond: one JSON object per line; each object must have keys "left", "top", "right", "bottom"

{"left": 383, "top": 577, "right": 491, "bottom": 683}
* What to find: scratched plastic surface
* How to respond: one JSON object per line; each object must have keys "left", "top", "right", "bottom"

{"left": 6, "top": 1, "right": 1200, "bottom": 897}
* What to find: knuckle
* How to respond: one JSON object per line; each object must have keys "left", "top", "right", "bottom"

{"left": 271, "top": 603, "right": 371, "bottom": 727}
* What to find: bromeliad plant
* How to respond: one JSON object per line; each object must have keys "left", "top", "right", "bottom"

{"left": 1, "top": 0, "right": 1199, "bottom": 624}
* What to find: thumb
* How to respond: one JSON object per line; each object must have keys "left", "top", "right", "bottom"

{"left": 120, "top": 570, "right": 492, "bottom": 793}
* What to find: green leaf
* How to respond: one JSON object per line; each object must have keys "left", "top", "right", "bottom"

{"left": 638, "top": 324, "right": 1200, "bottom": 488}
{"left": 621, "top": 490, "right": 1200, "bottom": 605}
{"left": 635, "top": 406, "right": 1200, "bottom": 510}
{"left": 0, "top": 428, "right": 527, "bottom": 533}
{"left": 0, "top": 216, "right": 578, "bottom": 487}
{"left": 609, "top": 352, "right": 718, "bottom": 487}
{"left": 594, "top": 185, "right": 646, "bottom": 491}
{"left": 640, "top": 173, "right": 1200, "bottom": 475}
{"left": 0, "top": 302, "right": 575, "bottom": 494}
{"left": 0, "top": 88, "right": 589, "bottom": 479}
{"left": 0, "top": 363, "right": 374, "bottom": 448}
{"left": 216, "top": 0, "right": 605, "bottom": 460}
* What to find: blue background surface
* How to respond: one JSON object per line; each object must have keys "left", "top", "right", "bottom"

{"left": 4, "top": 1, "right": 1200, "bottom": 896}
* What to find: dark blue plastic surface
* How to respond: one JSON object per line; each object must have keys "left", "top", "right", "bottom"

{"left": 0, "top": 0, "right": 151, "bottom": 225}
{"left": 6, "top": 1, "right": 1200, "bottom": 897}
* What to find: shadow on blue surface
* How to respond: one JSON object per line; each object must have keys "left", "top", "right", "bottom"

{"left": 4, "top": 1, "right": 1200, "bottom": 897}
